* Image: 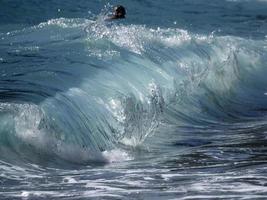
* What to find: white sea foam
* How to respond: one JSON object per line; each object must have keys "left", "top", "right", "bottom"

{"left": 102, "top": 149, "right": 132, "bottom": 163}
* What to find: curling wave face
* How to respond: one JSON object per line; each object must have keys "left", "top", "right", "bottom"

{"left": 0, "top": 17, "right": 267, "bottom": 166}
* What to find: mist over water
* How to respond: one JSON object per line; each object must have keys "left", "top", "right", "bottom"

{"left": 1, "top": 0, "right": 267, "bottom": 199}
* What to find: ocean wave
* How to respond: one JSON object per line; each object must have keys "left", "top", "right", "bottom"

{"left": 0, "top": 18, "right": 266, "bottom": 165}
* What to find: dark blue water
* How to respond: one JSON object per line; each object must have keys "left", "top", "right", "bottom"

{"left": 1, "top": 0, "right": 267, "bottom": 199}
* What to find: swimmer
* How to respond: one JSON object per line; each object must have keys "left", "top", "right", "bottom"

{"left": 108, "top": 5, "right": 126, "bottom": 20}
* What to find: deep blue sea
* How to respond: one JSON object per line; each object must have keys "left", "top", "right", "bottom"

{"left": 0, "top": 0, "right": 267, "bottom": 199}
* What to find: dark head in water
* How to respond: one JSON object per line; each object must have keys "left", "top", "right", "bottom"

{"left": 110, "top": 5, "right": 126, "bottom": 19}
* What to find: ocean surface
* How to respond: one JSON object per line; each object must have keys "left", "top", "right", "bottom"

{"left": 0, "top": 0, "right": 267, "bottom": 199}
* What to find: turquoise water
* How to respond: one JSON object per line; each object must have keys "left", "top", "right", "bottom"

{"left": 1, "top": 0, "right": 267, "bottom": 199}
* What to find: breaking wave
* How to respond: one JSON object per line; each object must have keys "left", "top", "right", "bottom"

{"left": 0, "top": 17, "right": 266, "bottom": 165}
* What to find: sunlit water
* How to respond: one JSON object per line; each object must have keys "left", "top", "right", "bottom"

{"left": 1, "top": 0, "right": 267, "bottom": 199}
